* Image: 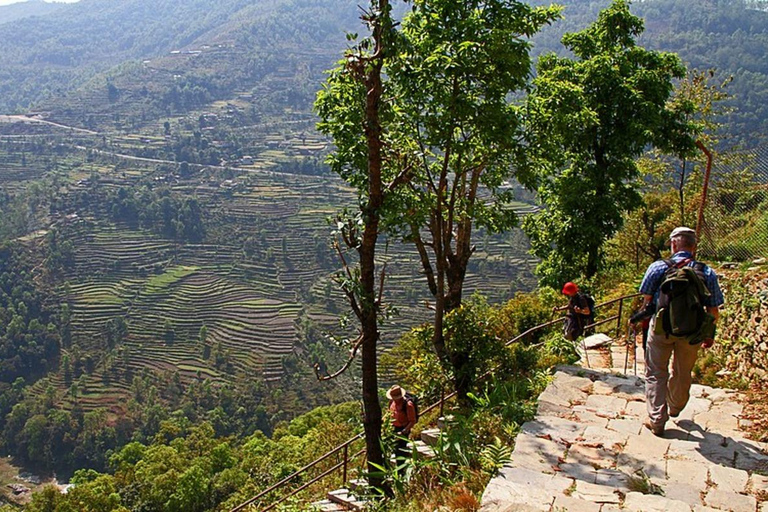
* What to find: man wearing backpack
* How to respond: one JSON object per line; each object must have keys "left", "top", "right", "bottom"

{"left": 386, "top": 385, "right": 417, "bottom": 462}
{"left": 638, "top": 227, "right": 724, "bottom": 436}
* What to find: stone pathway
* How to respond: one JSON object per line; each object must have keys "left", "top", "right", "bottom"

{"left": 480, "top": 364, "right": 768, "bottom": 511}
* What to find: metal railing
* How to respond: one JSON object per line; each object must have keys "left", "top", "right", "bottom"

{"left": 230, "top": 292, "right": 642, "bottom": 512}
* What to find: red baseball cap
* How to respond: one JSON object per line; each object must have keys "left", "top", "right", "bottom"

{"left": 562, "top": 282, "right": 578, "bottom": 295}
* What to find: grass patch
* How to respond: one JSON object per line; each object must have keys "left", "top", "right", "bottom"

{"left": 143, "top": 265, "right": 199, "bottom": 293}
{"left": 626, "top": 470, "right": 664, "bottom": 495}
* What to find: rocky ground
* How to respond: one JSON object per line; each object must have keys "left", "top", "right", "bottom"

{"left": 480, "top": 353, "right": 768, "bottom": 511}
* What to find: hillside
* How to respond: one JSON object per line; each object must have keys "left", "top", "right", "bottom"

{"left": 0, "top": 0, "right": 363, "bottom": 113}
{"left": 0, "top": 0, "right": 766, "bottom": 146}
{"left": 0, "top": 117, "right": 537, "bottom": 476}
{"left": 0, "top": 0, "right": 766, "bottom": 490}
{"left": 0, "top": 0, "right": 62, "bottom": 25}
{"left": 530, "top": 0, "right": 768, "bottom": 147}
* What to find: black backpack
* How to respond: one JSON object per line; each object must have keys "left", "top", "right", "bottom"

{"left": 656, "top": 258, "right": 710, "bottom": 337}
{"left": 563, "top": 293, "right": 595, "bottom": 340}
{"left": 401, "top": 392, "right": 419, "bottom": 421}
{"left": 581, "top": 293, "right": 596, "bottom": 328}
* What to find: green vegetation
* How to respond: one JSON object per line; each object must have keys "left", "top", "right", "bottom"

{"left": 0, "top": 0, "right": 765, "bottom": 508}
{"left": 0, "top": 288, "right": 574, "bottom": 512}
{"left": 523, "top": 0, "right": 697, "bottom": 286}
{"left": 8, "top": 402, "right": 362, "bottom": 512}
{"left": 529, "top": 0, "right": 768, "bottom": 147}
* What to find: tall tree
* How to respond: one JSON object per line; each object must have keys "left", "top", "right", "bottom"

{"left": 315, "top": 0, "right": 398, "bottom": 491}
{"left": 523, "top": 0, "right": 697, "bottom": 287}
{"left": 385, "top": 0, "right": 560, "bottom": 402}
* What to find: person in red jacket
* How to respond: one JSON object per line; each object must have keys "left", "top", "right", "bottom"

{"left": 387, "top": 385, "right": 416, "bottom": 463}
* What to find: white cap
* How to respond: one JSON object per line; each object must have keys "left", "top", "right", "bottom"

{"left": 669, "top": 226, "right": 696, "bottom": 240}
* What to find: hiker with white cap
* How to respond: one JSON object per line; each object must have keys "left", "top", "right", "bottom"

{"left": 637, "top": 226, "right": 724, "bottom": 436}
{"left": 386, "top": 385, "right": 417, "bottom": 462}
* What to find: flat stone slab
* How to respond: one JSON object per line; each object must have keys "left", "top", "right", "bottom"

{"left": 704, "top": 488, "right": 757, "bottom": 512}
{"left": 584, "top": 394, "right": 628, "bottom": 416}
{"left": 623, "top": 492, "right": 693, "bottom": 512}
{"left": 510, "top": 432, "right": 566, "bottom": 472}
{"left": 606, "top": 418, "right": 642, "bottom": 436}
{"left": 557, "top": 462, "right": 596, "bottom": 482}
{"left": 580, "top": 425, "right": 629, "bottom": 452}
{"left": 748, "top": 473, "right": 768, "bottom": 495}
{"left": 595, "top": 468, "right": 630, "bottom": 491}
{"left": 708, "top": 463, "right": 749, "bottom": 493}
{"left": 551, "top": 495, "right": 601, "bottom": 512}
{"left": 663, "top": 482, "right": 704, "bottom": 506}
{"left": 566, "top": 443, "right": 616, "bottom": 469}
{"left": 571, "top": 480, "right": 621, "bottom": 504}
{"left": 521, "top": 417, "right": 586, "bottom": 445}
{"left": 583, "top": 333, "right": 613, "bottom": 349}
{"left": 624, "top": 400, "right": 647, "bottom": 417}
{"left": 479, "top": 466, "right": 572, "bottom": 512}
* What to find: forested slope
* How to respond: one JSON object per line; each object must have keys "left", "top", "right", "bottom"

{"left": 0, "top": 0, "right": 363, "bottom": 114}
{"left": 1, "top": 0, "right": 767, "bottom": 146}
{"left": 531, "top": 0, "right": 768, "bottom": 146}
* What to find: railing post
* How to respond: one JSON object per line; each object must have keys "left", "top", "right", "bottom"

{"left": 342, "top": 444, "right": 348, "bottom": 485}
{"left": 616, "top": 297, "right": 624, "bottom": 339}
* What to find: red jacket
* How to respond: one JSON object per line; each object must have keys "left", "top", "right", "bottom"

{"left": 389, "top": 399, "right": 416, "bottom": 428}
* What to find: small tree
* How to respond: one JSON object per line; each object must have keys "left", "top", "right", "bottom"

{"left": 523, "top": 0, "right": 697, "bottom": 286}
{"left": 315, "top": 0, "right": 399, "bottom": 490}
{"left": 385, "top": 0, "right": 560, "bottom": 402}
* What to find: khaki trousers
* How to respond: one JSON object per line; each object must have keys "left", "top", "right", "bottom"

{"left": 644, "top": 317, "right": 700, "bottom": 427}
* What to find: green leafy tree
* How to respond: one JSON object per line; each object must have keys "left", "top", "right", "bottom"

{"left": 523, "top": 0, "right": 697, "bottom": 286}
{"left": 385, "top": 0, "right": 560, "bottom": 402}
{"left": 666, "top": 69, "right": 731, "bottom": 225}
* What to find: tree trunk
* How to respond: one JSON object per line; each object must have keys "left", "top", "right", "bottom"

{"left": 358, "top": 0, "right": 387, "bottom": 491}
{"left": 678, "top": 159, "right": 687, "bottom": 225}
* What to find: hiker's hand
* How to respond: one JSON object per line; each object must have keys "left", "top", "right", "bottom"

{"left": 701, "top": 338, "right": 714, "bottom": 349}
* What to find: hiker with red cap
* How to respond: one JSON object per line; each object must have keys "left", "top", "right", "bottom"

{"left": 562, "top": 282, "right": 595, "bottom": 341}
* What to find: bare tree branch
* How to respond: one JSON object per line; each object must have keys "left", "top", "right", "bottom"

{"left": 315, "top": 332, "right": 364, "bottom": 381}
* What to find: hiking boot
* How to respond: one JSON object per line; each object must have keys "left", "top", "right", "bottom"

{"left": 643, "top": 418, "right": 665, "bottom": 437}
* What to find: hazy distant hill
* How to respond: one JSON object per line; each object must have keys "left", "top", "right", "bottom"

{"left": 0, "top": 0, "right": 62, "bottom": 25}
{"left": 0, "top": 0, "right": 766, "bottom": 145}
{"left": 0, "top": 0, "right": 363, "bottom": 112}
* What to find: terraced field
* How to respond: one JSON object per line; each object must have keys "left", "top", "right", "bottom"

{"left": 6, "top": 128, "right": 537, "bottom": 414}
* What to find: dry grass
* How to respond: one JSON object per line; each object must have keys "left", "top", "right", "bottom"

{"left": 739, "top": 384, "right": 768, "bottom": 444}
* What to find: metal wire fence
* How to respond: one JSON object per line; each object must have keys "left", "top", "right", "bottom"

{"left": 698, "top": 143, "right": 768, "bottom": 262}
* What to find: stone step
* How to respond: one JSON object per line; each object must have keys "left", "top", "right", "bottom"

{"left": 310, "top": 498, "right": 348, "bottom": 511}
{"left": 437, "top": 415, "right": 454, "bottom": 430}
{"left": 583, "top": 332, "right": 613, "bottom": 349}
{"left": 327, "top": 488, "right": 366, "bottom": 511}
{"left": 420, "top": 428, "right": 442, "bottom": 447}
{"left": 347, "top": 478, "right": 367, "bottom": 494}
{"left": 413, "top": 439, "right": 436, "bottom": 459}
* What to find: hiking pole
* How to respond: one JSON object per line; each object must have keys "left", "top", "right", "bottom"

{"left": 632, "top": 329, "right": 637, "bottom": 377}
{"left": 631, "top": 323, "right": 639, "bottom": 376}
{"left": 624, "top": 323, "right": 631, "bottom": 375}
